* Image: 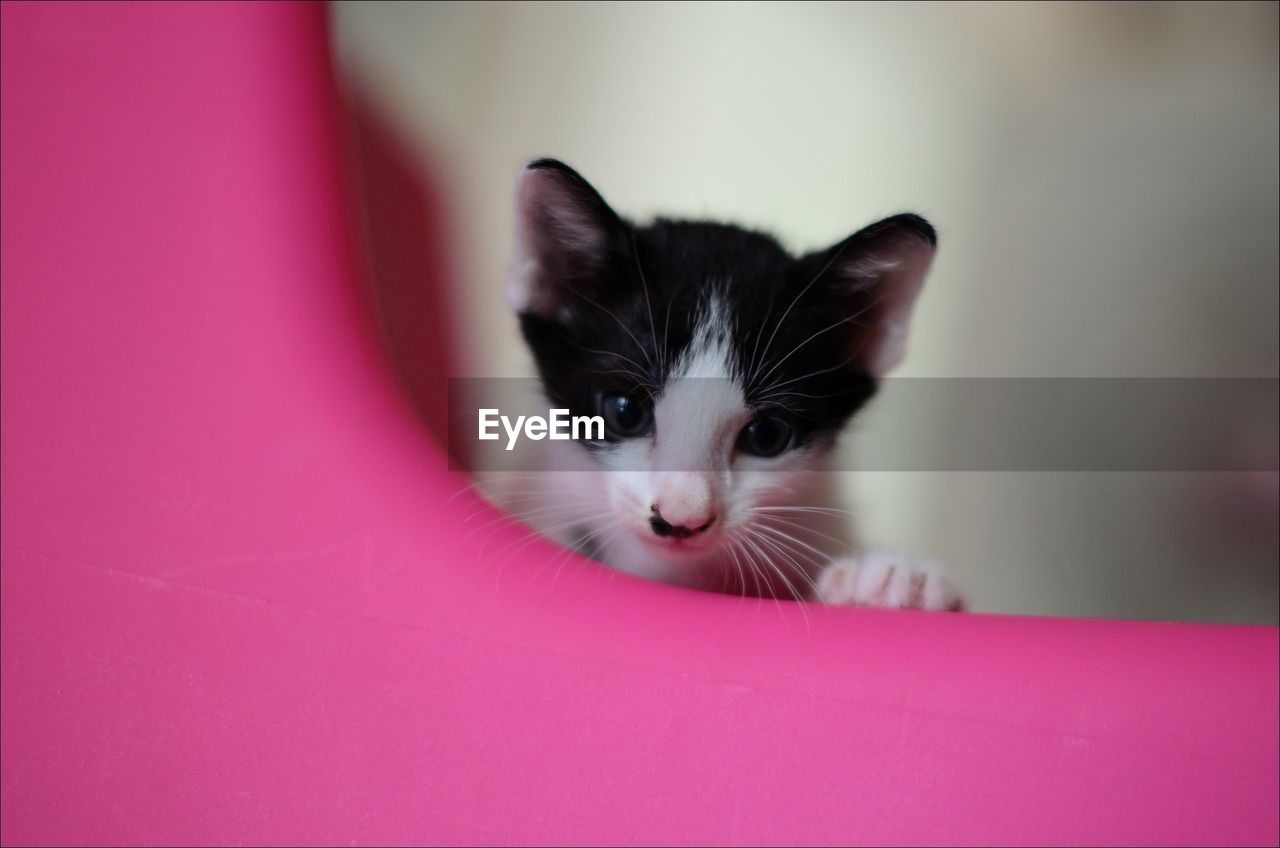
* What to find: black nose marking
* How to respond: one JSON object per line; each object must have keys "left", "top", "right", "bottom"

{"left": 649, "top": 514, "right": 675, "bottom": 537}
{"left": 649, "top": 507, "right": 715, "bottom": 540}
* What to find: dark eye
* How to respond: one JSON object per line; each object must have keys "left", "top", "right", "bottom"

{"left": 599, "top": 392, "right": 654, "bottom": 439}
{"left": 737, "top": 414, "right": 794, "bottom": 457}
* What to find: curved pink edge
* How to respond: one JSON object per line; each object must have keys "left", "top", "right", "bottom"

{"left": 0, "top": 4, "right": 1275, "bottom": 846}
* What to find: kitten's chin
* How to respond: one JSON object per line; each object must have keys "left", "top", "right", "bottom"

{"left": 637, "top": 529, "right": 722, "bottom": 559}
{"left": 600, "top": 527, "right": 725, "bottom": 589}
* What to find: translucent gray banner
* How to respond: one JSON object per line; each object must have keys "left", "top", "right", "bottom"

{"left": 446, "top": 378, "right": 1278, "bottom": 472}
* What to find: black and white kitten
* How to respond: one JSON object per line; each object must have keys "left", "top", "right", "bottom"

{"left": 505, "top": 158, "right": 962, "bottom": 610}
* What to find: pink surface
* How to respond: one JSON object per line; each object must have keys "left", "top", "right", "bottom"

{"left": 1, "top": 3, "right": 1277, "bottom": 846}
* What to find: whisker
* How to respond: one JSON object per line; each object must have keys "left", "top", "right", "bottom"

{"left": 465, "top": 497, "right": 601, "bottom": 528}
{"left": 744, "top": 529, "right": 812, "bottom": 600}
{"left": 737, "top": 535, "right": 766, "bottom": 602}
{"left": 738, "top": 533, "right": 794, "bottom": 623}
{"left": 487, "top": 510, "right": 616, "bottom": 574}
{"left": 723, "top": 539, "right": 749, "bottom": 606}
{"left": 662, "top": 292, "right": 675, "bottom": 381}
{"left": 565, "top": 286, "right": 655, "bottom": 370}
{"left": 751, "top": 388, "right": 855, "bottom": 404}
{"left": 750, "top": 292, "right": 884, "bottom": 393}
{"left": 747, "top": 524, "right": 816, "bottom": 578}
{"left": 540, "top": 520, "right": 623, "bottom": 590}
{"left": 630, "top": 229, "right": 663, "bottom": 379}
{"left": 755, "top": 543, "right": 797, "bottom": 605}
{"left": 469, "top": 499, "right": 608, "bottom": 545}
{"left": 746, "top": 526, "right": 823, "bottom": 603}
{"left": 752, "top": 520, "right": 838, "bottom": 566}
{"left": 746, "top": 238, "right": 852, "bottom": 387}
{"left": 752, "top": 504, "right": 860, "bottom": 518}
{"left": 750, "top": 350, "right": 863, "bottom": 397}
{"left": 596, "top": 368, "right": 658, "bottom": 386}
{"left": 446, "top": 472, "right": 555, "bottom": 503}
{"left": 751, "top": 541, "right": 818, "bottom": 632}
{"left": 558, "top": 337, "right": 654, "bottom": 384}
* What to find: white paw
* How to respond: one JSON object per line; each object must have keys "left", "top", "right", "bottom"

{"left": 814, "top": 551, "right": 964, "bottom": 611}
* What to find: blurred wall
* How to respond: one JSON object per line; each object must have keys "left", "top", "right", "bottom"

{"left": 333, "top": 1, "right": 1278, "bottom": 623}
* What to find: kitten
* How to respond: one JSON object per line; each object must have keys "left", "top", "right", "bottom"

{"left": 503, "top": 158, "right": 962, "bottom": 610}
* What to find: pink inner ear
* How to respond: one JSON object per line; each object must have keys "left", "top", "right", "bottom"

{"left": 508, "top": 167, "right": 609, "bottom": 316}
{"left": 842, "top": 241, "right": 935, "bottom": 377}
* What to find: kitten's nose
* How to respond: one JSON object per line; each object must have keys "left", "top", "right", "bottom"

{"left": 649, "top": 504, "right": 716, "bottom": 539}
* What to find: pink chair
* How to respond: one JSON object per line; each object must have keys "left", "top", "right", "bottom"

{"left": 2, "top": 4, "right": 1276, "bottom": 845}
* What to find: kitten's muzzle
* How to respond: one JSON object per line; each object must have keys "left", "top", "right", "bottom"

{"left": 649, "top": 505, "right": 716, "bottom": 540}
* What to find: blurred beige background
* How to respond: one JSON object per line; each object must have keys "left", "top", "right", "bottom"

{"left": 333, "top": 1, "right": 1278, "bottom": 623}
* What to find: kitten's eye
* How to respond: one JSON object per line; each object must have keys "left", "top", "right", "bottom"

{"left": 599, "top": 392, "right": 654, "bottom": 438}
{"left": 737, "top": 414, "right": 794, "bottom": 458}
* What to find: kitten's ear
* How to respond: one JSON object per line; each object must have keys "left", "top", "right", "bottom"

{"left": 507, "top": 158, "right": 627, "bottom": 318}
{"left": 807, "top": 213, "right": 937, "bottom": 377}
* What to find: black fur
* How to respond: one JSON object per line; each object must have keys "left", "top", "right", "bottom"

{"left": 516, "top": 159, "right": 933, "bottom": 450}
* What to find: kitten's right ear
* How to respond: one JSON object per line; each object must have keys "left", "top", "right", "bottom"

{"left": 805, "top": 213, "right": 938, "bottom": 378}
{"left": 507, "top": 159, "right": 627, "bottom": 318}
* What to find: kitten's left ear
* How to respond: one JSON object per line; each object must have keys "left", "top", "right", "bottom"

{"left": 807, "top": 213, "right": 937, "bottom": 377}
{"left": 507, "top": 158, "right": 628, "bottom": 318}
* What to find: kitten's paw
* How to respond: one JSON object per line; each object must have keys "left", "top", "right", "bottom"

{"left": 814, "top": 551, "right": 964, "bottom": 611}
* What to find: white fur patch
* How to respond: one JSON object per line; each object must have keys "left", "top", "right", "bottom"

{"left": 652, "top": 297, "right": 747, "bottom": 467}
{"left": 815, "top": 551, "right": 963, "bottom": 610}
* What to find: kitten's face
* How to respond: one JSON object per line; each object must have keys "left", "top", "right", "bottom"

{"left": 508, "top": 159, "right": 935, "bottom": 579}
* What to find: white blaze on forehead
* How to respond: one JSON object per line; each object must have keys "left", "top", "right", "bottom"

{"left": 652, "top": 296, "right": 748, "bottom": 471}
